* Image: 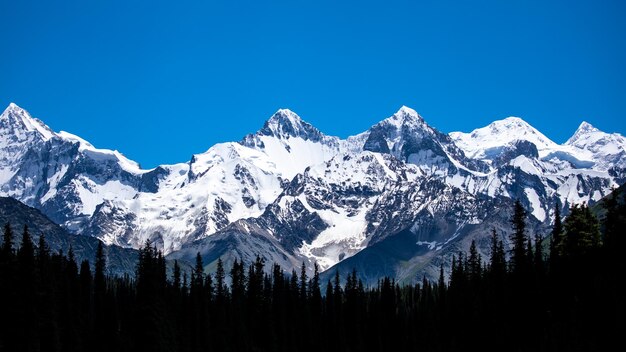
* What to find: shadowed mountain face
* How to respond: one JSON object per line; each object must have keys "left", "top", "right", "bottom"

{"left": 1, "top": 103, "right": 624, "bottom": 282}
{"left": 0, "top": 196, "right": 137, "bottom": 276}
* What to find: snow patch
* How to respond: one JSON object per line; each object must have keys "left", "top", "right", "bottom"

{"left": 524, "top": 188, "right": 545, "bottom": 222}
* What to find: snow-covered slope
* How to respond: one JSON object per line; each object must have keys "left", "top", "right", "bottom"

{"left": 450, "top": 117, "right": 558, "bottom": 160}
{"left": 1, "top": 102, "right": 624, "bottom": 283}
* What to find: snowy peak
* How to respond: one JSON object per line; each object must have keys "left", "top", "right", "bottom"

{"left": 0, "top": 104, "right": 144, "bottom": 174}
{"left": 450, "top": 116, "right": 557, "bottom": 160}
{"left": 381, "top": 106, "right": 426, "bottom": 131}
{"left": 565, "top": 121, "right": 626, "bottom": 168}
{"left": 566, "top": 121, "right": 602, "bottom": 146}
{"left": 1, "top": 103, "right": 58, "bottom": 184}
{"left": 578, "top": 121, "right": 599, "bottom": 133}
{"left": 257, "top": 109, "right": 325, "bottom": 142}
{"left": 1, "top": 103, "right": 55, "bottom": 141}
{"left": 361, "top": 106, "right": 488, "bottom": 174}
{"left": 237, "top": 109, "right": 342, "bottom": 179}
{"left": 363, "top": 106, "right": 429, "bottom": 155}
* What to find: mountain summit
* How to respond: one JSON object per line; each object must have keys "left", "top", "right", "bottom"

{"left": 449, "top": 116, "right": 557, "bottom": 161}
{"left": 363, "top": 106, "right": 488, "bottom": 174}
{"left": 257, "top": 109, "right": 325, "bottom": 142}
{"left": 565, "top": 121, "right": 626, "bottom": 169}
{"left": 1, "top": 103, "right": 55, "bottom": 141}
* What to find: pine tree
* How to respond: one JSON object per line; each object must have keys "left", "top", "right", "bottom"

{"left": 67, "top": 245, "right": 78, "bottom": 277}
{"left": 254, "top": 255, "right": 265, "bottom": 294}
{"left": 510, "top": 200, "right": 529, "bottom": 275}
{"left": 215, "top": 258, "right": 226, "bottom": 299}
{"left": 325, "top": 280, "right": 333, "bottom": 303}
{"left": 438, "top": 262, "right": 447, "bottom": 302}
{"left": 230, "top": 259, "right": 245, "bottom": 302}
{"left": 172, "top": 260, "right": 181, "bottom": 291}
{"left": 271, "top": 263, "right": 284, "bottom": 303}
{"left": 204, "top": 272, "right": 213, "bottom": 302}
{"left": 308, "top": 262, "right": 322, "bottom": 337}
{"left": 526, "top": 238, "right": 534, "bottom": 268}
{"left": 533, "top": 233, "right": 544, "bottom": 274}
{"left": 602, "top": 187, "right": 625, "bottom": 254}
{"left": 246, "top": 256, "right": 264, "bottom": 308}
{"left": 290, "top": 269, "right": 299, "bottom": 295}
{"left": 345, "top": 269, "right": 358, "bottom": 298}
{"left": 93, "top": 240, "right": 107, "bottom": 350}
{"left": 94, "top": 241, "right": 106, "bottom": 297}
{"left": 450, "top": 255, "right": 458, "bottom": 289}
{"left": 37, "top": 233, "right": 50, "bottom": 264}
{"left": 468, "top": 240, "right": 482, "bottom": 283}
{"left": 181, "top": 272, "right": 188, "bottom": 296}
{"left": 489, "top": 228, "right": 506, "bottom": 282}
{"left": 300, "top": 262, "right": 308, "bottom": 301}
{"left": 549, "top": 204, "right": 563, "bottom": 262}
{"left": 193, "top": 252, "right": 204, "bottom": 291}
{"left": 309, "top": 262, "right": 321, "bottom": 302}
{"left": 79, "top": 260, "right": 92, "bottom": 297}
{"left": 333, "top": 270, "right": 342, "bottom": 299}
{"left": 561, "top": 203, "right": 601, "bottom": 258}
{"left": 450, "top": 252, "right": 467, "bottom": 290}
{"left": 1, "top": 222, "right": 14, "bottom": 258}
{"left": 17, "top": 225, "right": 35, "bottom": 268}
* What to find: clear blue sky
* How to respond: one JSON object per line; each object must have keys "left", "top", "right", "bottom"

{"left": 1, "top": 0, "right": 624, "bottom": 168}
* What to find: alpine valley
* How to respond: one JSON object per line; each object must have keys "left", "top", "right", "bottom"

{"left": 1, "top": 103, "right": 624, "bottom": 283}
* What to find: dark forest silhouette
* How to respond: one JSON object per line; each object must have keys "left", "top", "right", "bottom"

{"left": 0, "top": 190, "right": 625, "bottom": 352}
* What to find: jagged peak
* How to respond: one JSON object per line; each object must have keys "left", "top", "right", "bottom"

{"left": 397, "top": 105, "right": 420, "bottom": 117}
{"left": 575, "top": 121, "right": 599, "bottom": 134}
{"left": 1, "top": 102, "right": 55, "bottom": 141}
{"left": 266, "top": 108, "right": 304, "bottom": 128}
{"left": 387, "top": 105, "right": 424, "bottom": 125}
{"left": 366, "top": 106, "right": 428, "bottom": 137}
{"left": 565, "top": 120, "right": 622, "bottom": 151}
{"left": 6, "top": 102, "right": 20, "bottom": 110}
{"left": 274, "top": 108, "right": 299, "bottom": 117}
{"left": 2, "top": 102, "right": 26, "bottom": 116}
{"left": 256, "top": 109, "right": 324, "bottom": 142}
{"left": 566, "top": 121, "right": 602, "bottom": 146}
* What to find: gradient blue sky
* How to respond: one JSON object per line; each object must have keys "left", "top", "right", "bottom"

{"left": 1, "top": 0, "right": 625, "bottom": 168}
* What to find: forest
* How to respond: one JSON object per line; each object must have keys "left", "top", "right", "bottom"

{"left": 0, "top": 191, "right": 624, "bottom": 352}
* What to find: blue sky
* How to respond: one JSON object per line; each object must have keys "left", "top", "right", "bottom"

{"left": 1, "top": 0, "right": 624, "bottom": 168}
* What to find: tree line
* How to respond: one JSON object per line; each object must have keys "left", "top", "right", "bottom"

{"left": 0, "top": 191, "right": 624, "bottom": 351}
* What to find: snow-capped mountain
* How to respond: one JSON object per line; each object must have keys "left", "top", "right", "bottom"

{"left": 362, "top": 106, "right": 488, "bottom": 175}
{"left": 0, "top": 103, "right": 155, "bottom": 229}
{"left": 450, "top": 116, "right": 559, "bottom": 161}
{"left": 565, "top": 121, "right": 626, "bottom": 170}
{"left": 1, "top": 103, "right": 623, "bottom": 282}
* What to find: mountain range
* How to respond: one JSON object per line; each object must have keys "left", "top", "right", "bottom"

{"left": 1, "top": 103, "right": 624, "bottom": 283}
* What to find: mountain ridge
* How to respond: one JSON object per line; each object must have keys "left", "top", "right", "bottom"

{"left": 1, "top": 102, "right": 624, "bottom": 281}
